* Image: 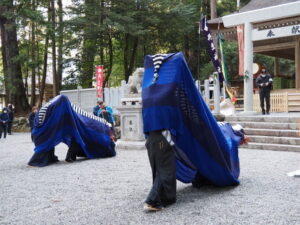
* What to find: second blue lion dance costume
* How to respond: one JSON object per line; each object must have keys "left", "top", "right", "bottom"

{"left": 28, "top": 95, "right": 116, "bottom": 167}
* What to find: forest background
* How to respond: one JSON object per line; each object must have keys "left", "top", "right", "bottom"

{"left": 0, "top": 0, "right": 292, "bottom": 113}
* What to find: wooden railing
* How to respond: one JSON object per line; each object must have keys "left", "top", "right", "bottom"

{"left": 253, "top": 93, "right": 288, "bottom": 112}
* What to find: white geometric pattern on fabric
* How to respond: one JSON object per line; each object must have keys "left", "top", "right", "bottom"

{"left": 37, "top": 95, "right": 111, "bottom": 127}
{"left": 71, "top": 103, "right": 111, "bottom": 127}
{"left": 151, "top": 54, "right": 167, "bottom": 84}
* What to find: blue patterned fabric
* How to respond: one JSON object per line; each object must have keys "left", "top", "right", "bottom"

{"left": 142, "top": 52, "right": 242, "bottom": 186}
{"left": 32, "top": 95, "right": 116, "bottom": 159}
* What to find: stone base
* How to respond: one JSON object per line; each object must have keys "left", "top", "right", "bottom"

{"left": 116, "top": 140, "right": 146, "bottom": 150}
{"left": 239, "top": 111, "right": 259, "bottom": 115}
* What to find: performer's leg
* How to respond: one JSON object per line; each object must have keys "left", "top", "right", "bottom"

{"left": 145, "top": 132, "right": 176, "bottom": 208}
{"left": 66, "top": 139, "right": 77, "bottom": 162}
{"left": 28, "top": 148, "right": 58, "bottom": 167}
{"left": 259, "top": 91, "right": 265, "bottom": 114}
{"left": 145, "top": 133, "right": 159, "bottom": 206}
{"left": 266, "top": 91, "right": 270, "bottom": 114}
{"left": 157, "top": 141, "right": 176, "bottom": 206}
{"left": 192, "top": 172, "right": 212, "bottom": 188}
{"left": 49, "top": 148, "right": 59, "bottom": 163}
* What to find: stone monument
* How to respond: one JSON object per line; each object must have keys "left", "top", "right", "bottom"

{"left": 116, "top": 68, "right": 146, "bottom": 150}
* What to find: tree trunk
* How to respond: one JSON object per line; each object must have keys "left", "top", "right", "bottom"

{"left": 210, "top": 0, "right": 217, "bottom": 19}
{"left": 51, "top": 0, "right": 58, "bottom": 96}
{"left": 81, "top": 38, "right": 96, "bottom": 88}
{"left": 104, "top": 32, "right": 113, "bottom": 87}
{"left": 30, "top": 0, "right": 36, "bottom": 107}
{"left": 123, "top": 33, "right": 129, "bottom": 82}
{"left": 0, "top": 1, "right": 30, "bottom": 113}
{"left": 99, "top": 0, "right": 104, "bottom": 66}
{"left": 36, "top": 28, "right": 41, "bottom": 91}
{"left": 80, "top": 0, "right": 97, "bottom": 88}
{"left": 57, "top": 0, "right": 63, "bottom": 92}
{"left": 39, "top": 0, "right": 51, "bottom": 107}
{"left": 124, "top": 35, "right": 138, "bottom": 82}
{"left": 25, "top": 31, "right": 30, "bottom": 97}
{"left": 0, "top": 13, "right": 8, "bottom": 102}
{"left": 184, "top": 34, "right": 190, "bottom": 60}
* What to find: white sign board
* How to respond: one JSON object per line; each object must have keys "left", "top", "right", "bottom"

{"left": 252, "top": 24, "right": 300, "bottom": 41}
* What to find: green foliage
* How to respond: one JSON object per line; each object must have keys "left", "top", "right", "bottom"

{"left": 200, "top": 63, "right": 215, "bottom": 80}
{"left": 278, "top": 59, "right": 295, "bottom": 76}
{"left": 217, "top": 0, "right": 251, "bottom": 16}
{"left": 1, "top": 0, "right": 296, "bottom": 102}
{"left": 62, "top": 73, "right": 79, "bottom": 90}
{"left": 253, "top": 54, "right": 274, "bottom": 75}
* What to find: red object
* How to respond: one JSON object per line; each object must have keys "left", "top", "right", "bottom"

{"left": 237, "top": 25, "right": 244, "bottom": 76}
{"left": 96, "top": 65, "right": 104, "bottom": 99}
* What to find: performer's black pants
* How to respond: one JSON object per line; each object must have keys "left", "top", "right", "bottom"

{"left": 259, "top": 89, "right": 270, "bottom": 113}
{"left": 28, "top": 148, "right": 58, "bottom": 167}
{"left": 66, "top": 138, "right": 86, "bottom": 161}
{"left": 0, "top": 123, "right": 7, "bottom": 138}
{"left": 145, "top": 131, "right": 176, "bottom": 207}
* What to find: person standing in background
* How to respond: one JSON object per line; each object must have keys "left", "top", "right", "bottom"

{"left": 7, "top": 104, "right": 14, "bottom": 135}
{"left": 256, "top": 68, "right": 273, "bottom": 115}
{"left": 93, "top": 101, "right": 101, "bottom": 116}
{"left": 97, "top": 101, "right": 116, "bottom": 138}
{"left": 0, "top": 108, "right": 9, "bottom": 139}
{"left": 97, "top": 101, "right": 115, "bottom": 125}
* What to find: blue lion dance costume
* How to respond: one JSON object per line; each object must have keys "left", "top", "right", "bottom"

{"left": 142, "top": 52, "right": 243, "bottom": 187}
{"left": 28, "top": 95, "right": 116, "bottom": 167}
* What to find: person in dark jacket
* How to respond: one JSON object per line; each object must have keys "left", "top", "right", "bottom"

{"left": 93, "top": 101, "right": 101, "bottom": 116}
{"left": 28, "top": 106, "right": 38, "bottom": 131}
{"left": 28, "top": 106, "right": 38, "bottom": 141}
{"left": 7, "top": 104, "right": 14, "bottom": 135}
{"left": 256, "top": 68, "right": 273, "bottom": 115}
{"left": 0, "top": 108, "right": 9, "bottom": 139}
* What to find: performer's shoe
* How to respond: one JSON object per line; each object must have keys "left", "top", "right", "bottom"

{"left": 65, "top": 158, "right": 75, "bottom": 163}
{"left": 27, "top": 165, "right": 35, "bottom": 168}
{"left": 266, "top": 111, "right": 270, "bottom": 115}
{"left": 143, "top": 203, "right": 163, "bottom": 212}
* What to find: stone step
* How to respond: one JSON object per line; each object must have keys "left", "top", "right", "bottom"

{"left": 289, "top": 106, "right": 300, "bottom": 111}
{"left": 243, "top": 142, "right": 300, "bottom": 152}
{"left": 248, "top": 135, "right": 300, "bottom": 145}
{"left": 288, "top": 95, "right": 300, "bottom": 100}
{"left": 244, "top": 128, "right": 300, "bottom": 137}
{"left": 226, "top": 115, "right": 300, "bottom": 123}
{"left": 229, "top": 121, "right": 299, "bottom": 130}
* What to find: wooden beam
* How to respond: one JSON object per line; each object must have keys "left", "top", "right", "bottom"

{"left": 256, "top": 51, "right": 294, "bottom": 60}
{"left": 223, "top": 1, "right": 300, "bottom": 26}
{"left": 253, "top": 16, "right": 300, "bottom": 30}
{"left": 254, "top": 42, "right": 295, "bottom": 53}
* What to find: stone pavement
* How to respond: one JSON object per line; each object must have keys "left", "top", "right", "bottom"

{"left": 0, "top": 133, "right": 300, "bottom": 225}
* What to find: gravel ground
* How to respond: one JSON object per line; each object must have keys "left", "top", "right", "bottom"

{"left": 0, "top": 133, "right": 300, "bottom": 225}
